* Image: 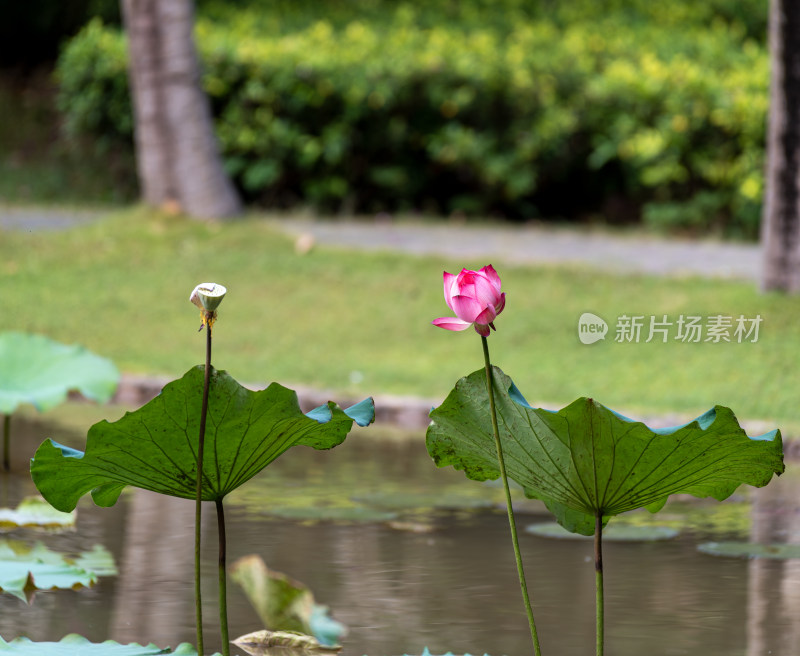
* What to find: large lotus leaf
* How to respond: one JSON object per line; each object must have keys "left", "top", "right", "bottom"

{"left": 0, "top": 332, "right": 119, "bottom": 413}
{"left": 427, "top": 367, "right": 784, "bottom": 535}
{"left": 0, "top": 540, "right": 115, "bottom": 602}
{"left": 31, "top": 366, "right": 374, "bottom": 512}
{"left": 0, "top": 634, "right": 205, "bottom": 655}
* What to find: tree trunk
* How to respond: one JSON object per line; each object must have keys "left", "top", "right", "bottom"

{"left": 121, "top": 0, "right": 242, "bottom": 219}
{"left": 761, "top": 0, "right": 800, "bottom": 291}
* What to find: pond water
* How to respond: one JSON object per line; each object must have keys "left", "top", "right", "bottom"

{"left": 1, "top": 413, "right": 799, "bottom": 656}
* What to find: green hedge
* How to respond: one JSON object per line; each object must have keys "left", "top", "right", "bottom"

{"left": 58, "top": 3, "right": 768, "bottom": 236}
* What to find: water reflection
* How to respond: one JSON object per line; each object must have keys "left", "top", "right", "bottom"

{"left": 110, "top": 490, "right": 197, "bottom": 646}
{"left": 747, "top": 467, "right": 800, "bottom": 656}
{"left": 0, "top": 416, "right": 798, "bottom": 655}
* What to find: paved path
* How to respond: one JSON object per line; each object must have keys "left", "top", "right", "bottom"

{"left": 0, "top": 205, "right": 104, "bottom": 231}
{"left": 0, "top": 205, "right": 762, "bottom": 280}
{"left": 274, "top": 217, "right": 761, "bottom": 281}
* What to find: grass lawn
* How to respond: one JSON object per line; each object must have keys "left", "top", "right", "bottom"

{"left": 5, "top": 208, "right": 799, "bottom": 434}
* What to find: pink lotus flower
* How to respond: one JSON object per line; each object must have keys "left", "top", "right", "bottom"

{"left": 432, "top": 265, "right": 506, "bottom": 337}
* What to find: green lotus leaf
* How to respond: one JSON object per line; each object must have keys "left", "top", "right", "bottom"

{"left": 0, "top": 497, "right": 76, "bottom": 532}
{"left": 230, "top": 555, "right": 346, "bottom": 646}
{"left": 31, "top": 366, "right": 374, "bottom": 512}
{"left": 698, "top": 541, "right": 800, "bottom": 559}
{"left": 427, "top": 367, "right": 784, "bottom": 535}
{"left": 0, "top": 332, "right": 119, "bottom": 414}
{"left": 0, "top": 540, "right": 114, "bottom": 603}
{"left": 0, "top": 634, "right": 206, "bottom": 655}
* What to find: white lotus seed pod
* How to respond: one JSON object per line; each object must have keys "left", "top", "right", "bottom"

{"left": 190, "top": 283, "right": 227, "bottom": 312}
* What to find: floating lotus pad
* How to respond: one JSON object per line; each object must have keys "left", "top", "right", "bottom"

{"left": 427, "top": 367, "right": 784, "bottom": 536}
{"left": 353, "top": 491, "right": 496, "bottom": 511}
{"left": 409, "top": 650, "right": 490, "bottom": 656}
{"left": 227, "top": 443, "right": 509, "bottom": 525}
{"left": 231, "top": 634, "right": 488, "bottom": 656}
{"left": 612, "top": 500, "right": 751, "bottom": 537}
{"left": 0, "top": 634, "right": 208, "bottom": 655}
{"left": 0, "top": 497, "right": 75, "bottom": 532}
{"left": 0, "top": 540, "right": 115, "bottom": 603}
{"left": 526, "top": 522, "right": 679, "bottom": 541}
{"left": 698, "top": 541, "right": 800, "bottom": 559}
{"left": 264, "top": 506, "right": 398, "bottom": 523}
{"left": 232, "top": 630, "right": 340, "bottom": 656}
{"left": 0, "top": 635, "right": 477, "bottom": 656}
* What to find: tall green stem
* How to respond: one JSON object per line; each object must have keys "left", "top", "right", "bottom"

{"left": 195, "top": 317, "right": 213, "bottom": 656}
{"left": 481, "top": 335, "right": 542, "bottom": 656}
{"left": 1, "top": 415, "right": 9, "bottom": 506}
{"left": 595, "top": 511, "right": 604, "bottom": 656}
{"left": 3, "top": 414, "right": 9, "bottom": 472}
{"left": 216, "top": 498, "right": 230, "bottom": 656}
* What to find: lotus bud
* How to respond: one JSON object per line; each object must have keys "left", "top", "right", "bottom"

{"left": 432, "top": 265, "right": 505, "bottom": 337}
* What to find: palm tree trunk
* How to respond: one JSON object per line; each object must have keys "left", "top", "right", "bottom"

{"left": 121, "top": 0, "right": 241, "bottom": 219}
{"left": 761, "top": 0, "right": 800, "bottom": 291}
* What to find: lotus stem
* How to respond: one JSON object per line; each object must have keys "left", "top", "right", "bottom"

{"left": 195, "top": 314, "right": 213, "bottom": 656}
{"left": 216, "top": 498, "right": 230, "bottom": 656}
{"left": 595, "top": 511, "right": 604, "bottom": 656}
{"left": 3, "top": 414, "right": 9, "bottom": 472}
{"left": 481, "top": 335, "right": 542, "bottom": 656}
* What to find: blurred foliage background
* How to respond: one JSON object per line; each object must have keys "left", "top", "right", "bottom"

{"left": 1, "top": 0, "right": 770, "bottom": 238}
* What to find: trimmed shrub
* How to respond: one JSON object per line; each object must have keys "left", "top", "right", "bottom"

{"left": 57, "top": 2, "right": 769, "bottom": 236}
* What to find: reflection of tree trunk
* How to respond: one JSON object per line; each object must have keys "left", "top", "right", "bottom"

{"left": 780, "top": 559, "right": 800, "bottom": 656}
{"left": 111, "top": 489, "right": 198, "bottom": 645}
{"left": 120, "top": 0, "right": 241, "bottom": 219}
{"left": 761, "top": 0, "right": 800, "bottom": 291}
{"left": 747, "top": 475, "right": 800, "bottom": 656}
